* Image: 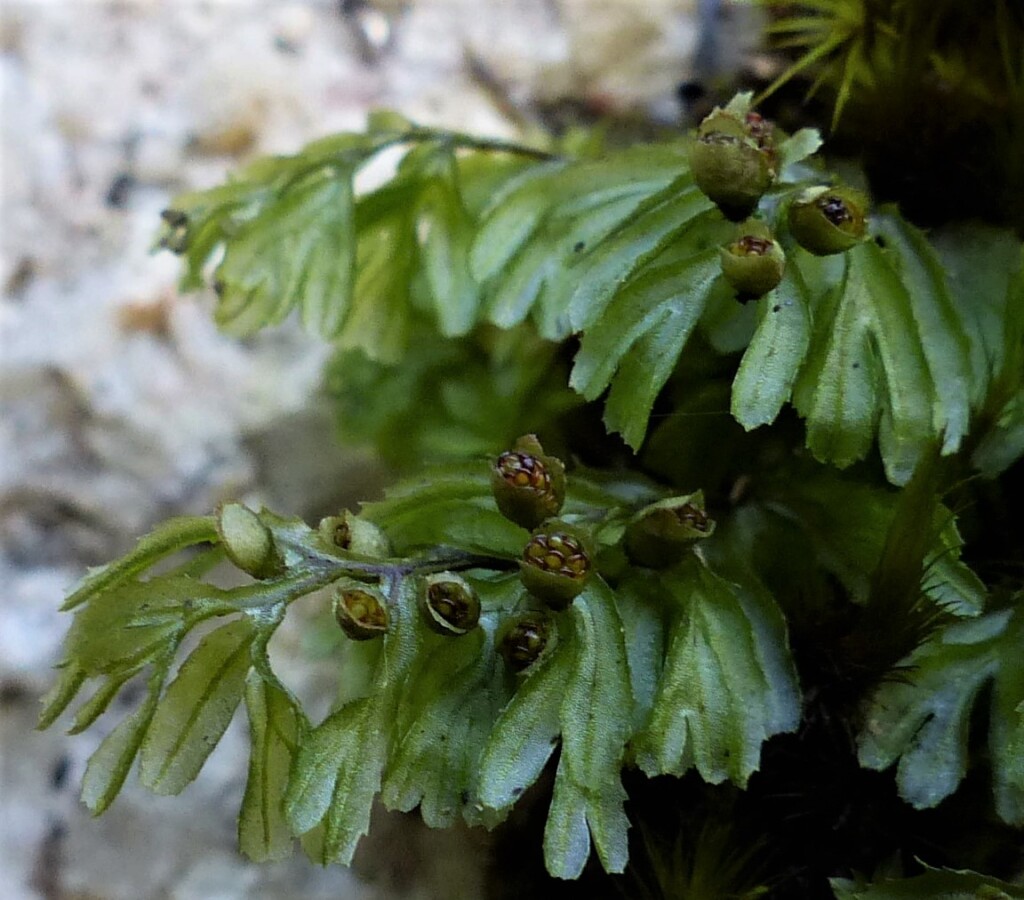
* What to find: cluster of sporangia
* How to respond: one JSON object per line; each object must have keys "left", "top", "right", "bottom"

{"left": 691, "top": 104, "right": 870, "bottom": 301}
{"left": 216, "top": 436, "right": 715, "bottom": 676}
{"left": 489, "top": 435, "right": 715, "bottom": 672}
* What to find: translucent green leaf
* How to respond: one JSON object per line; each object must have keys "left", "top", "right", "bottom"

{"left": 351, "top": 156, "right": 423, "bottom": 230}
{"left": 176, "top": 215, "right": 232, "bottom": 292}
{"left": 365, "top": 462, "right": 661, "bottom": 561}
{"left": 571, "top": 224, "right": 723, "bottom": 401}
{"left": 167, "top": 177, "right": 270, "bottom": 216}
{"left": 361, "top": 462, "right": 528, "bottom": 557}
{"left": 632, "top": 555, "right": 800, "bottom": 785}
{"left": 864, "top": 618, "right": 999, "bottom": 810}
{"left": 214, "top": 171, "right": 355, "bottom": 338}
{"left": 69, "top": 666, "right": 145, "bottom": 735}
{"left": 62, "top": 516, "right": 217, "bottom": 611}
{"left": 931, "top": 223, "right": 1024, "bottom": 395}
{"left": 37, "top": 662, "right": 86, "bottom": 730}
{"left": 382, "top": 613, "right": 509, "bottom": 828}
{"left": 471, "top": 145, "right": 685, "bottom": 289}
{"left": 454, "top": 152, "right": 538, "bottom": 219}
{"left": 923, "top": 515, "right": 989, "bottom": 617}
{"left": 486, "top": 188, "right": 664, "bottom": 339}
{"left": 784, "top": 216, "right": 1020, "bottom": 487}
{"left": 476, "top": 621, "right": 574, "bottom": 811}
{"left": 339, "top": 207, "right": 415, "bottom": 363}
{"left": 81, "top": 666, "right": 166, "bottom": 814}
{"left": 871, "top": 211, "right": 973, "bottom": 454}
{"left": 545, "top": 580, "right": 633, "bottom": 878}
{"left": 470, "top": 162, "right": 568, "bottom": 284}
{"left": 731, "top": 261, "right": 812, "bottom": 429}
{"left": 303, "top": 138, "right": 544, "bottom": 352}
{"left": 790, "top": 252, "right": 874, "bottom": 468}
{"left": 64, "top": 569, "right": 249, "bottom": 681}
{"left": 546, "top": 146, "right": 690, "bottom": 221}
{"left": 543, "top": 772, "right": 593, "bottom": 882}
{"left": 65, "top": 578, "right": 199, "bottom": 676}
{"left": 791, "top": 271, "right": 876, "bottom": 469}
{"left": 594, "top": 245, "right": 724, "bottom": 449}
{"left": 765, "top": 466, "right": 986, "bottom": 615}
{"left": 568, "top": 180, "right": 713, "bottom": 333}
{"left": 473, "top": 154, "right": 695, "bottom": 342}
{"left": 831, "top": 867, "right": 1024, "bottom": 898}
{"left": 160, "top": 180, "right": 272, "bottom": 292}
{"left": 418, "top": 166, "right": 479, "bottom": 337}
{"left": 776, "top": 127, "right": 823, "bottom": 171}
{"left": 287, "top": 577, "right": 421, "bottom": 864}
{"left": 286, "top": 698, "right": 383, "bottom": 865}
{"left": 612, "top": 580, "right": 665, "bottom": 733}
{"left": 140, "top": 617, "right": 255, "bottom": 795}
{"left": 857, "top": 606, "right": 1024, "bottom": 823}
{"left": 973, "top": 394, "right": 1024, "bottom": 478}
{"left": 239, "top": 670, "right": 304, "bottom": 862}
{"left": 793, "top": 241, "right": 935, "bottom": 484}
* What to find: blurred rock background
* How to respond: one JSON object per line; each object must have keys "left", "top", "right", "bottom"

{"left": 0, "top": 2, "right": 760, "bottom": 897}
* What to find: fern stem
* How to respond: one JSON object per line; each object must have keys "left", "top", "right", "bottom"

{"left": 279, "top": 535, "right": 517, "bottom": 585}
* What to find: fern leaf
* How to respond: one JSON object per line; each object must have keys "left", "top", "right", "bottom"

{"left": 632, "top": 555, "right": 800, "bottom": 785}
{"left": 239, "top": 671, "right": 305, "bottom": 862}
{"left": 139, "top": 617, "right": 256, "bottom": 795}
{"left": 81, "top": 664, "right": 167, "bottom": 814}
{"left": 731, "top": 261, "right": 812, "bottom": 429}
{"left": 215, "top": 171, "right": 355, "bottom": 338}
{"left": 858, "top": 604, "right": 1024, "bottom": 825}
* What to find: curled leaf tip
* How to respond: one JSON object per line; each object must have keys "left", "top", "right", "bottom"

{"left": 217, "top": 502, "right": 284, "bottom": 579}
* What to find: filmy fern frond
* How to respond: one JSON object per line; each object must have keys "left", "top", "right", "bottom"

{"left": 40, "top": 439, "right": 1002, "bottom": 877}
{"left": 160, "top": 106, "right": 1022, "bottom": 483}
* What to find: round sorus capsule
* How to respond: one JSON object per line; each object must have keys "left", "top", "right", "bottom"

{"left": 490, "top": 435, "right": 566, "bottom": 530}
{"left": 334, "top": 583, "right": 389, "bottom": 641}
{"left": 720, "top": 220, "right": 786, "bottom": 301}
{"left": 788, "top": 186, "right": 869, "bottom": 256}
{"left": 499, "top": 611, "right": 555, "bottom": 673}
{"left": 624, "top": 492, "right": 716, "bottom": 569}
{"left": 497, "top": 451, "right": 550, "bottom": 491}
{"left": 519, "top": 520, "right": 593, "bottom": 610}
{"left": 419, "top": 572, "right": 481, "bottom": 636}
{"left": 691, "top": 107, "right": 776, "bottom": 221}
